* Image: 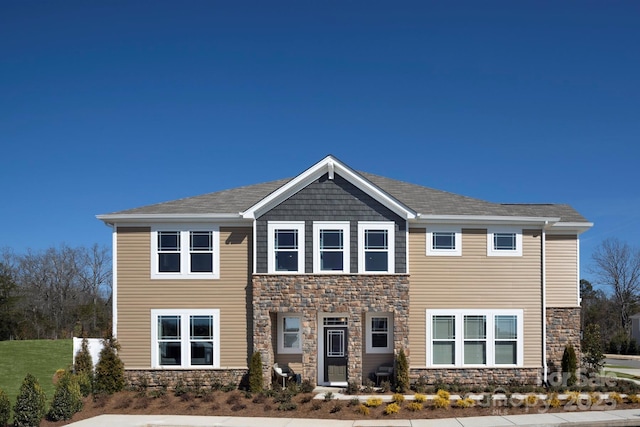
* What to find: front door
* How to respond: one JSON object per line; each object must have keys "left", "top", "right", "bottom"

{"left": 324, "top": 327, "right": 347, "bottom": 383}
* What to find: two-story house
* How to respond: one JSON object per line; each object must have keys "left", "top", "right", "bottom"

{"left": 97, "top": 155, "right": 592, "bottom": 388}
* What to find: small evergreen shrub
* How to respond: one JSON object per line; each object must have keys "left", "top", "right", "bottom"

{"left": 323, "top": 391, "right": 334, "bottom": 401}
{"left": 561, "top": 344, "right": 578, "bottom": 387}
{"left": 330, "top": 402, "right": 342, "bottom": 413}
{"left": 0, "top": 388, "right": 10, "bottom": 427}
{"left": 391, "top": 393, "right": 405, "bottom": 404}
{"left": 628, "top": 394, "right": 640, "bottom": 403}
{"left": 407, "top": 401, "right": 423, "bottom": 411}
{"left": 378, "top": 380, "right": 391, "bottom": 393}
{"left": 357, "top": 403, "right": 370, "bottom": 415}
{"left": 384, "top": 402, "right": 400, "bottom": 415}
{"left": 48, "top": 370, "right": 83, "bottom": 421}
{"left": 311, "top": 401, "right": 322, "bottom": 410}
{"left": 582, "top": 324, "right": 605, "bottom": 373}
{"left": 248, "top": 352, "right": 263, "bottom": 393}
{"left": 365, "top": 397, "right": 383, "bottom": 407}
{"left": 74, "top": 337, "right": 94, "bottom": 397}
{"left": 547, "top": 392, "right": 562, "bottom": 408}
{"left": 93, "top": 334, "right": 125, "bottom": 395}
{"left": 455, "top": 397, "right": 475, "bottom": 408}
{"left": 13, "top": 373, "right": 47, "bottom": 427}
{"left": 277, "top": 401, "right": 297, "bottom": 411}
{"left": 345, "top": 381, "right": 360, "bottom": 395}
{"left": 433, "top": 390, "right": 451, "bottom": 409}
{"left": 348, "top": 397, "right": 360, "bottom": 407}
{"left": 395, "top": 349, "right": 410, "bottom": 393}
{"left": 608, "top": 392, "right": 623, "bottom": 405}
{"left": 414, "top": 393, "right": 426, "bottom": 403}
{"left": 300, "top": 380, "right": 314, "bottom": 394}
{"left": 524, "top": 394, "right": 538, "bottom": 406}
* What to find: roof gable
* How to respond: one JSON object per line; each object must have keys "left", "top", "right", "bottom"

{"left": 241, "top": 155, "right": 416, "bottom": 220}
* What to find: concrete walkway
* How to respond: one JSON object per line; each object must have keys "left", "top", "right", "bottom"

{"left": 66, "top": 410, "right": 640, "bottom": 427}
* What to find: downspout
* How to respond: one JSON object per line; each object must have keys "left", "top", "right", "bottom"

{"left": 542, "top": 223, "right": 548, "bottom": 385}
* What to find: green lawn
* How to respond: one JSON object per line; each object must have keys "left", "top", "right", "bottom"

{"left": 0, "top": 339, "right": 72, "bottom": 409}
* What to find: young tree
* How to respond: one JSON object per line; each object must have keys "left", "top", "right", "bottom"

{"left": 74, "top": 336, "right": 94, "bottom": 396}
{"left": 591, "top": 238, "right": 640, "bottom": 336}
{"left": 248, "top": 352, "right": 264, "bottom": 393}
{"left": 94, "top": 334, "right": 125, "bottom": 395}
{"left": 561, "top": 344, "right": 578, "bottom": 387}
{"left": 395, "top": 349, "right": 410, "bottom": 393}
{"left": 13, "top": 373, "right": 46, "bottom": 427}
{"left": 582, "top": 323, "right": 605, "bottom": 373}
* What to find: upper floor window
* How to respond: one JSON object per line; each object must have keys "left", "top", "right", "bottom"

{"left": 152, "top": 226, "right": 219, "bottom": 279}
{"left": 487, "top": 228, "right": 522, "bottom": 257}
{"left": 358, "top": 222, "right": 395, "bottom": 273}
{"left": 426, "top": 226, "right": 462, "bottom": 256}
{"left": 313, "top": 222, "right": 350, "bottom": 273}
{"left": 268, "top": 222, "right": 305, "bottom": 273}
{"left": 151, "top": 309, "right": 220, "bottom": 368}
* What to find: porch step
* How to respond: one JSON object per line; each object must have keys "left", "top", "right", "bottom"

{"left": 312, "top": 386, "right": 345, "bottom": 394}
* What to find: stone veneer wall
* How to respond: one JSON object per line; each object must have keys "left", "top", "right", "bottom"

{"left": 546, "top": 307, "right": 581, "bottom": 372}
{"left": 125, "top": 369, "right": 248, "bottom": 390}
{"left": 253, "top": 274, "right": 410, "bottom": 386}
{"left": 409, "top": 368, "right": 542, "bottom": 386}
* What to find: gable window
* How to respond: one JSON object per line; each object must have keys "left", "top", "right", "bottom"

{"left": 313, "top": 222, "right": 350, "bottom": 273}
{"left": 151, "top": 309, "right": 220, "bottom": 368}
{"left": 427, "top": 309, "right": 523, "bottom": 367}
{"left": 268, "top": 222, "right": 305, "bottom": 273}
{"left": 152, "top": 226, "right": 220, "bottom": 279}
{"left": 358, "top": 222, "right": 395, "bottom": 273}
{"left": 487, "top": 228, "right": 522, "bottom": 256}
{"left": 277, "top": 313, "right": 302, "bottom": 354}
{"left": 426, "top": 226, "right": 462, "bottom": 256}
{"left": 365, "top": 312, "right": 393, "bottom": 353}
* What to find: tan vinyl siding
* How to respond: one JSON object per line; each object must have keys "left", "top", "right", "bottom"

{"left": 115, "top": 226, "right": 252, "bottom": 369}
{"left": 546, "top": 234, "right": 579, "bottom": 307}
{"left": 408, "top": 228, "right": 543, "bottom": 368}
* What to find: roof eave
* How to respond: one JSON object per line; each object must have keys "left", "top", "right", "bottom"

{"left": 96, "top": 213, "right": 245, "bottom": 226}
{"left": 414, "top": 214, "right": 562, "bottom": 226}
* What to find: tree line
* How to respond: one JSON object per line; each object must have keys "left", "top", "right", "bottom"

{"left": 582, "top": 238, "right": 640, "bottom": 353}
{"left": 0, "top": 244, "right": 112, "bottom": 340}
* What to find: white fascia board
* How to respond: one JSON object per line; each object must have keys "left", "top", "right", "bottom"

{"left": 413, "top": 214, "right": 561, "bottom": 227}
{"left": 546, "top": 222, "right": 594, "bottom": 235}
{"left": 242, "top": 155, "right": 416, "bottom": 220}
{"left": 96, "top": 213, "right": 245, "bottom": 226}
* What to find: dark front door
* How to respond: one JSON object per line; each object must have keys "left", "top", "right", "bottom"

{"left": 324, "top": 327, "right": 347, "bottom": 383}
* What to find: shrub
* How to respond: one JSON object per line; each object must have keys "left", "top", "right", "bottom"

{"left": 311, "top": 401, "right": 322, "bottom": 411}
{"left": 330, "top": 402, "right": 342, "bottom": 413}
{"left": 0, "top": 388, "right": 10, "bottom": 427}
{"left": 384, "top": 402, "right": 400, "bottom": 415}
{"left": 378, "top": 380, "right": 391, "bottom": 393}
{"left": 345, "top": 381, "right": 360, "bottom": 395}
{"left": 547, "top": 392, "right": 562, "bottom": 408}
{"left": 13, "top": 373, "right": 47, "bottom": 427}
{"left": 323, "top": 391, "right": 334, "bottom": 401}
{"left": 48, "top": 370, "right": 83, "bottom": 421}
{"left": 582, "top": 324, "right": 605, "bottom": 374}
{"left": 357, "top": 404, "right": 370, "bottom": 415}
{"left": 524, "top": 394, "right": 538, "bottom": 406}
{"left": 300, "top": 380, "right": 314, "bottom": 394}
{"left": 433, "top": 390, "right": 451, "bottom": 409}
{"left": 395, "top": 349, "right": 410, "bottom": 393}
{"left": 608, "top": 392, "right": 623, "bottom": 405}
{"left": 391, "top": 393, "right": 405, "bottom": 404}
{"left": 414, "top": 393, "right": 426, "bottom": 403}
{"left": 74, "top": 336, "right": 94, "bottom": 376}
{"left": 248, "top": 352, "right": 264, "bottom": 393}
{"left": 348, "top": 397, "right": 360, "bottom": 407}
{"left": 94, "top": 334, "right": 125, "bottom": 395}
{"left": 561, "top": 344, "right": 578, "bottom": 387}
{"left": 455, "top": 397, "right": 475, "bottom": 408}
{"left": 173, "top": 378, "right": 188, "bottom": 397}
{"left": 365, "top": 397, "right": 383, "bottom": 407}
{"left": 628, "top": 394, "right": 640, "bottom": 404}
{"left": 407, "top": 401, "right": 423, "bottom": 411}
{"left": 277, "top": 401, "right": 297, "bottom": 411}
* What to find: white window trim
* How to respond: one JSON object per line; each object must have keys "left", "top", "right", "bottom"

{"left": 151, "top": 309, "right": 220, "bottom": 369}
{"left": 313, "top": 221, "right": 350, "bottom": 274}
{"left": 151, "top": 225, "right": 220, "bottom": 279}
{"left": 277, "top": 313, "right": 303, "bottom": 354}
{"left": 487, "top": 227, "right": 523, "bottom": 257}
{"left": 426, "top": 226, "right": 462, "bottom": 256}
{"left": 267, "top": 221, "right": 305, "bottom": 274}
{"left": 426, "top": 309, "right": 524, "bottom": 368}
{"left": 365, "top": 312, "right": 393, "bottom": 354}
{"left": 358, "top": 221, "right": 395, "bottom": 274}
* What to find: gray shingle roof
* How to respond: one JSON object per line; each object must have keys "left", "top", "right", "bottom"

{"left": 104, "top": 171, "right": 588, "bottom": 223}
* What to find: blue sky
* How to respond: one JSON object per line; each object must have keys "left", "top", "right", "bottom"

{"left": 1, "top": 1, "right": 638, "bottom": 283}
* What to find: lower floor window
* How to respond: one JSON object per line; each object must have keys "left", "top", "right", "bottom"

{"left": 427, "top": 309, "right": 523, "bottom": 367}
{"left": 152, "top": 309, "right": 220, "bottom": 368}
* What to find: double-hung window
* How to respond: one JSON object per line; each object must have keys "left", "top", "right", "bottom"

{"left": 427, "top": 309, "right": 523, "bottom": 367}
{"left": 487, "top": 228, "right": 522, "bottom": 257}
{"left": 152, "top": 226, "right": 220, "bottom": 279}
{"left": 152, "top": 309, "right": 220, "bottom": 368}
{"left": 277, "top": 313, "right": 302, "bottom": 354}
{"left": 358, "top": 222, "right": 395, "bottom": 273}
{"left": 268, "top": 222, "right": 305, "bottom": 273}
{"left": 365, "top": 312, "right": 393, "bottom": 353}
{"left": 313, "top": 222, "right": 350, "bottom": 273}
{"left": 426, "top": 226, "right": 461, "bottom": 256}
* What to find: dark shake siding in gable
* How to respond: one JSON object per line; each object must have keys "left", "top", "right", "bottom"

{"left": 255, "top": 173, "right": 407, "bottom": 274}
